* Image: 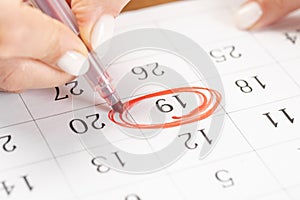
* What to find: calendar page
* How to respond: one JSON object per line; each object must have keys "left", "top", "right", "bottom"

{"left": 1, "top": 1, "right": 300, "bottom": 200}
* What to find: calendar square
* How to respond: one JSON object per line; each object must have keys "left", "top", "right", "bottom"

{"left": 229, "top": 96, "right": 300, "bottom": 149}
{"left": 21, "top": 77, "right": 104, "bottom": 119}
{"left": 257, "top": 139, "right": 300, "bottom": 187}
{"left": 0, "top": 122, "right": 52, "bottom": 171}
{"left": 0, "top": 160, "right": 73, "bottom": 200}
{"left": 171, "top": 153, "right": 280, "bottom": 200}
{"left": 0, "top": 93, "right": 31, "bottom": 128}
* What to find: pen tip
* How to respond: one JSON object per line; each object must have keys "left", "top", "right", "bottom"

{"left": 112, "top": 101, "right": 124, "bottom": 113}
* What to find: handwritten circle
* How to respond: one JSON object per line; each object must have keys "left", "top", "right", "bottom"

{"left": 108, "top": 87, "right": 221, "bottom": 129}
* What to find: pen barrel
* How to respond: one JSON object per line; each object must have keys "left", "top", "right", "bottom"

{"left": 84, "top": 51, "right": 120, "bottom": 106}
{"left": 85, "top": 51, "right": 110, "bottom": 86}
{"left": 31, "top": 0, "right": 80, "bottom": 35}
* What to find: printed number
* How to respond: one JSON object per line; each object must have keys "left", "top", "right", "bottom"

{"left": 125, "top": 194, "right": 141, "bottom": 200}
{"left": 178, "top": 129, "right": 212, "bottom": 150}
{"left": 209, "top": 45, "right": 242, "bottom": 63}
{"left": 284, "top": 29, "right": 300, "bottom": 44}
{"left": 1, "top": 175, "right": 33, "bottom": 196}
{"left": 215, "top": 170, "right": 234, "bottom": 188}
{"left": 91, "top": 156, "right": 110, "bottom": 173}
{"left": 55, "top": 80, "right": 84, "bottom": 101}
{"left": 112, "top": 151, "right": 126, "bottom": 167}
{"left": 178, "top": 133, "right": 198, "bottom": 150}
{"left": 69, "top": 113, "right": 105, "bottom": 134}
{"left": 263, "top": 108, "right": 294, "bottom": 128}
{"left": 91, "top": 152, "right": 125, "bottom": 173}
{"left": 235, "top": 75, "right": 266, "bottom": 93}
{"left": 132, "top": 63, "right": 165, "bottom": 80}
{"left": 156, "top": 94, "right": 186, "bottom": 113}
{"left": 0, "top": 135, "right": 17, "bottom": 153}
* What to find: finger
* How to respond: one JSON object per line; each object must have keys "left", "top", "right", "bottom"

{"left": 0, "top": 58, "right": 74, "bottom": 92}
{"left": 71, "top": 0, "right": 130, "bottom": 49}
{"left": 235, "top": 0, "right": 300, "bottom": 30}
{"left": 0, "top": 0, "right": 89, "bottom": 76}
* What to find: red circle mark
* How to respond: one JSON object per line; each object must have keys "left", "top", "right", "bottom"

{"left": 108, "top": 87, "right": 222, "bottom": 129}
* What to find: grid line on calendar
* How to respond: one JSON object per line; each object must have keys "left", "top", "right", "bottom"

{"left": 18, "top": 94, "right": 80, "bottom": 200}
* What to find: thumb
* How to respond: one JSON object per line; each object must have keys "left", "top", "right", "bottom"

{"left": 0, "top": 1, "right": 89, "bottom": 76}
{"left": 71, "top": 0, "right": 130, "bottom": 49}
{"left": 235, "top": 0, "right": 300, "bottom": 30}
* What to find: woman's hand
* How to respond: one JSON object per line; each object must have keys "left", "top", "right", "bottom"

{"left": 235, "top": 0, "right": 300, "bottom": 30}
{"left": 0, "top": 0, "right": 130, "bottom": 92}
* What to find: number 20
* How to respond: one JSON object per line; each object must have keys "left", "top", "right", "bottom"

{"left": 69, "top": 113, "right": 105, "bottom": 134}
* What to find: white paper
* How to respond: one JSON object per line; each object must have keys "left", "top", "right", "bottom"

{"left": 1, "top": 1, "right": 300, "bottom": 199}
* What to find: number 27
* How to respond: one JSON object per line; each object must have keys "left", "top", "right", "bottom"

{"left": 55, "top": 80, "right": 84, "bottom": 101}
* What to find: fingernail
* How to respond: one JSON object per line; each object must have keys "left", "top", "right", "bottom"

{"left": 57, "top": 51, "right": 89, "bottom": 76}
{"left": 91, "top": 14, "right": 115, "bottom": 49}
{"left": 235, "top": 2, "right": 263, "bottom": 30}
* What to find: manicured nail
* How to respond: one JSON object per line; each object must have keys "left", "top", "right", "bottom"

{"left": 91, "top": 14, "right": 115, "bottom": 49}
{"left": 57, "top": 51, "right": 89, "bottom": 76}
{"left": 235, "top": 2, "right": 263, "bottom": 30}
